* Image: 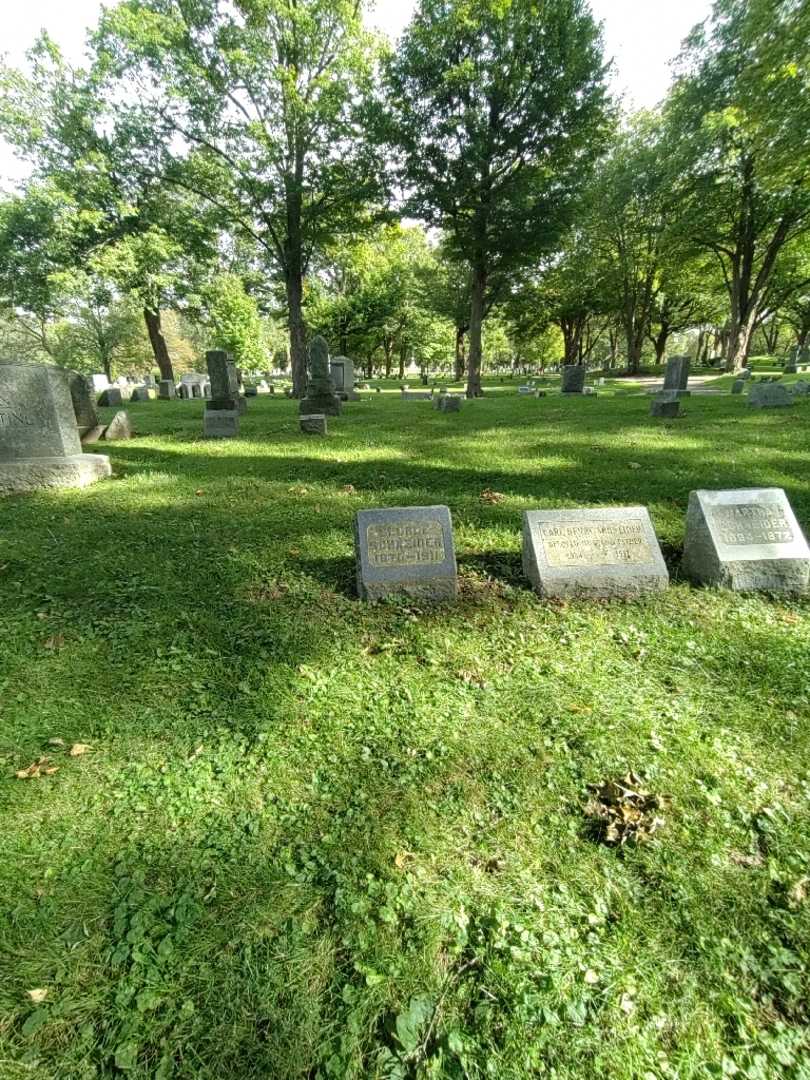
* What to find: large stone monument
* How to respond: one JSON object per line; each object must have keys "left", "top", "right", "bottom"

{"left": 682, "top": 489, "right": 810, "bottom": 594}
{"left": 0, "top": 362, "right": 111, "bottom": 496}
{"left": 300, "top": 337, "right": 341, "bottom": 417}
{"left": 662, "top": 355, "right": 691, "bottom": 397}
{"left": 204, "top": 350, "right": 239, "bottom": 438}
{"left": 354, "top": 506, "right": 457, "bottom": 601}
{"left": 522, "top": 507, "right": 669, "bottom": 599}
{"left": 561, "top": 365, "right": 586, "bottom": 394}
{"left": 330, "top": 356, "right": 360, "bottom": 402}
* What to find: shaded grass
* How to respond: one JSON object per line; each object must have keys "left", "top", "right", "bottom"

{"left": 1, "top": 387, "right": 809, "bottom": 1079}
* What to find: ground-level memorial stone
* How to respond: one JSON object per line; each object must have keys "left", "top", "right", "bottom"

{"left": 355, "top": 506, "right": 458, "bottom": 601}
{"left": 682, "top": 489, "right": 810, "bottom": 594}
{"left": 561, "top": 365, "right": 586, "bottom": 394}
{"left": 522, "top": 507, "right": 669, "bottom": 599}
{"left": 0, "top": 361, "right": 111, "bottom": 496}
{"left": 300, "top": 413, "right": 327, "bottom": 435}
{"left": 300, "top": 337, "right": 341, "bottom": 417}
{"left": 650, "top": 390, "right": 681, "bottom": 418}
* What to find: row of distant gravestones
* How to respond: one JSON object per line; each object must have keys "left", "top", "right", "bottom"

{"left": 355, "top": 494, "right": 810, "bottom": 601}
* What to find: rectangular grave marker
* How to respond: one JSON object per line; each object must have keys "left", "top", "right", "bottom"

{"left": 522, "top": 507, "right": 669, "bottom": 599}
{"left": 682, "top": 488, "right": 810, "bottom": 593}
{"left": 355, "top": 506, "right": 457, "bottom": 601}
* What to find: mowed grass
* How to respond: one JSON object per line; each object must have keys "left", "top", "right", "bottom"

{"left": 1, "top": 386, "right": 809, "bottom": 1080}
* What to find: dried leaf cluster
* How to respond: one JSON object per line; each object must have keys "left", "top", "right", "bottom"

{"left": 585, "top": 772, "right": 666, "bottom": 845}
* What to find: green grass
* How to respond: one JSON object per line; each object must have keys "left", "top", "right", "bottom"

{"left": 1, "top": 387, "right": 809, "bottom": 1079}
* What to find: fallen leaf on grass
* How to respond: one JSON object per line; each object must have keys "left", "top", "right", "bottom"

{"left": 585, "top": 771, "right": 666, "bottom": 846}
{"left": 584, "top": 969, "right": 600, "bottom": 985}
{"left": 69, "top": 744, "right": 91, "bottom": 757}
{"left": 195, "top": 489, "right": 205, "bottom": 496}
{"left": 16, "top": 758, "right": 59, "bottom": 779}
{"left": 730, "top": 851, "right": 763, "bottom": 869}
{"left": 288, "top": 547, "right": 301, "bottom": 557}
{"left": 43, "top": 634, "right": 65, "bottom": 651}
{"left": 629, "top": 462, "right": 642, "bottom": 470}
{"left": 480, "top": 488, "right": 505, "bottom": 504}
{"left": 27, "top": 989, "right": 48, "bottom": 1004}
{"left": 47, "top": 738, "right": 66, "bottom": 748}
{"left": 341, "top": 484, "right": 357, "bottom": 495}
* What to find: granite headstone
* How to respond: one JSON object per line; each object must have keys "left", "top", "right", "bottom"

{"left": 355, "top": 506, "right": 458, "bottom": 601}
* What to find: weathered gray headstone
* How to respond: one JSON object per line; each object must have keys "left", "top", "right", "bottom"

{"left": 518, "top": 385, "right": 533, "bottom": 395}
{"left": 663, "top": 355, "right": 691, "bottom": 397}
{"left": 731, "top": 379, "right": 745, "bottom": 395}
{"left": 68, "top": 371, "right": 99, "bottom": 436}
{"left": 682, "top": 489, "right": 810, "bottom": 594}
{"left": 330, "top": 356, "right": 360, "bottom": 401}
{"left": 102, "top": 410, "right": 133, "bottom": 441}
{"left": 522, "top": 507, "right": 669, "bottom": 599}
{"left": 561, "top": 365, "right": 586, "bottom": 394}
{"left": 300, "top": 337, "right": 341, "bottom": 416}
{"left": 355, "top": 506, "right": 458, "bottom": 602}
{"left": 650, "top": 391, "right": 681, "bottom": 418}
{"left": 98, "top": 387, "right": 124, "bottom": 407}
{"left": 130, "top": 387, "right": 156, "bottom": 402}
{"left": 300, "top": 413, "right": 327, "bottom": 435}
{"left": 203, "top": 408, "right": 239, "bottom": 439}
{"left": 792, "top": 380, "right": 810, "bottom": 397}
{"left": 401, "top": 390, "right": 432, "bottom": 401}
{"left": 206, "top": 350, "right": 239, "bottom": 408}
{"left": 749, "top": 383, "right": 792, "bottom": 408}
{"left": 437, "top": 395, "right": 462, "bottom": 412}
{"left": 158, "top": 380, "right": 176, "bottom": 400}
{"left": 0, "top": 362, "right": 111, "bottom": 496}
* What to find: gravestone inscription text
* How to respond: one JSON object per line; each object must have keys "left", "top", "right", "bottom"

{"left": 367, "top": 521, "right": 446, "bottom": 567}
{"left": 708, "top": 503, "right": 794, "bottom": 546}
{"left": 538, "top": 520, "right": 653, "bottom": 567}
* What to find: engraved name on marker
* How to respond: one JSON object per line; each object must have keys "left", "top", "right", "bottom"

{"left": 538, "top": 520, "right": 654, "bottom": 567}
{"left": 709, "top": 503, "right": 794, "bottom": 546}
{"left": 367, "top": 521, "right": 446, "bottom": 568}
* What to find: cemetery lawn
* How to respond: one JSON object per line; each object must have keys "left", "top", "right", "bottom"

{"left": 2, "top": 387, "right": 810, "bottom": 1080}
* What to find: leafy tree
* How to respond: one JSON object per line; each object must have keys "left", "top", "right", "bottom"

{"left": 666, "top": 0, "right": 810, "bottom": 370}
{"left": 201, "top": 272, "right": 267, "bottom": 370}
{"left": 385, "top": 0, "right": 610, "bottom": 397}
{"left": 97, "top": 0, "right": 384, "bottom": 395}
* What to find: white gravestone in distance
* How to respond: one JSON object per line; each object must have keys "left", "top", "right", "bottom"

{"left": 682, "top": 489, "right": 810, "bottom": 594}
{"left": 522, "top": 507, "right": 669, "bottom": 599}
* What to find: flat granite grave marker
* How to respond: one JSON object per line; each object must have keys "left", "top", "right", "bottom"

{"left": 682, "top": 488, "right": 810, "bottom": 594}
{"left": 0, "top": 361, "right": 111, "bottom": 495}
{"left": 355, "top": 506, "right": 457, "bottom": 601}
{"left": 522, "top": 507, "right": 669, "bottom": 599}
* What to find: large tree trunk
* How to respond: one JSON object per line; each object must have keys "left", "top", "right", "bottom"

{"left": 727, "top": 306, "right": 759, "bottom": 372}
{"left": 454, "top": 327, "right": 466, "bottom": 381}
{"left": 286, "top": 269, "right": 307, "bottom": 396}
{"left": 625, "top": 325, "right": 645, "bottom": 375}
{"left": 652, "top": 322, "right": 670, "bottom": 365}
{"left": 383, "top": 339, "right": 393, "bottom": 378}
{"left": 465, "top": 262, "right": 487, "bottom": 398}
{"left": 143, "top": 308, "right": 174, "bottom": 381}
{"left": 398, "top": 342, "right": 407, "bottom": 380}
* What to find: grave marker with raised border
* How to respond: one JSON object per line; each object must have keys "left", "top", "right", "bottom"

{"left": 354, "top": 506, "right": 458, "bottom": 601}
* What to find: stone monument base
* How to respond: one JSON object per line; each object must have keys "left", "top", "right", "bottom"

{"left": 204, "top": 409, "right": 239, "bottom": 438}
{"left": 0, "top": 454, "right": 111, "bottom": 497}
{"left": 299, "top": 396, "right": 341, "bottom": 416}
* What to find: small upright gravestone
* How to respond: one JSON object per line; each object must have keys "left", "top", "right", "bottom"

{"left": 102, "top": 410, "right": 133, "bottom": 441}
{"left": 682, "top": 489, "right": 810, "bottom": 594}
{"left": 522, "top": 507, "right": 669, "bottom": 599}
{"left": 130, "top": 387, "right": 156, "bottom": 402}
{"left": 300, "top": 337, "right": 341, "bottom": 416}
{"left": 662, "top": 355, "right": 691, "bottom": 397}
{"left": 300, "top": 413, "right": 327, "bottom": 435}
{"left": 68, "top": 372, "right": 100, "bottom": 437}
{"left": 159, "top": 380, "right": 176, "bottom": 400}
{"left": 748, "top": 383, "right": 792, "bottom": 409}
{"left": 99, "top": 387, "right": 124, "bottom": 407}
{"left": 731, "top": 379, "right": 745, "bottom": 395}
{"left": 0, "top": 362, "right": 111, "bottom": 496}
{"left": 330, "top": 356, "right": 360, "bottom": 402}
{"left": 355, "top": 506, "right": 458, "bottom": 601}
{"left": 437, "top": 395, "right": 462, "bottom": 412}
{"left": 204, "top": 350, "right": 240, "bottom": 438}
{"left": 561, "top": 365, "right": 586, "bottom": 394}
